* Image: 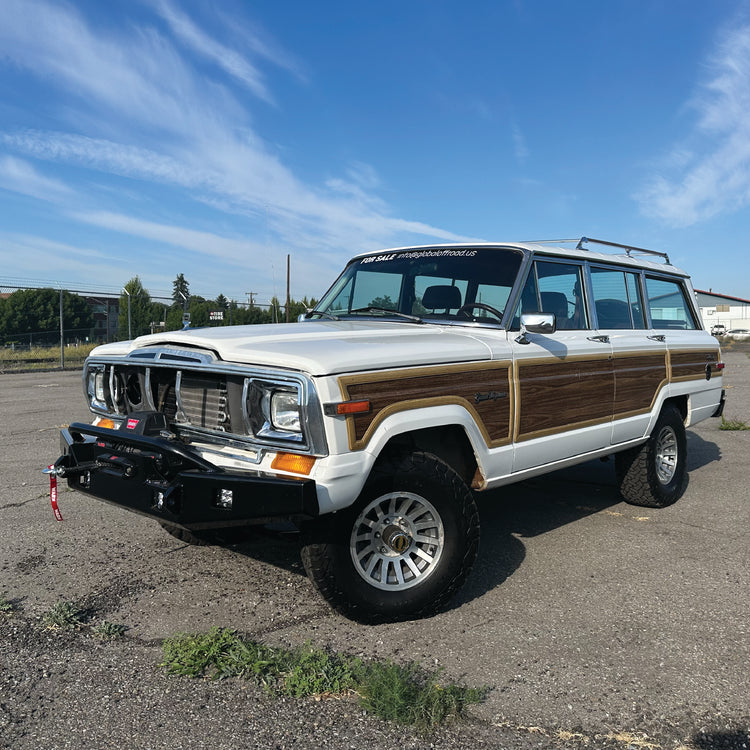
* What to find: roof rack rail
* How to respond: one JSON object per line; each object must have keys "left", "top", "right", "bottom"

{"left": 575, "top": 236, "right": 671, "bottom": 264}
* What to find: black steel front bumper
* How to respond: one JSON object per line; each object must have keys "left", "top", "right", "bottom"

{"left": 52, "top": 422, "right": 319, "bottom": 531}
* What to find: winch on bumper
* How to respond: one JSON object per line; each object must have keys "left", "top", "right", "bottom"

{"left": 50, "top": 415, "right": 319, "bottom": 531}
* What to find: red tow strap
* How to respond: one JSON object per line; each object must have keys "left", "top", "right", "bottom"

{"left": 48, "top": 466, "right": 63, "bottom": 522}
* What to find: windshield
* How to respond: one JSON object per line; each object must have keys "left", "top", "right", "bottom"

{"left": 313, "top": 247, "right": 524, "bottom": 325}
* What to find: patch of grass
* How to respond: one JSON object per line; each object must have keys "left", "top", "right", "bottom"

{"left": 91, "top": 620, "right": 127, "bottom": 641}
{"left": 358, "top": 660, "right": 487, "bottom": 728}
{"left": 0, "top": 343, "right": 97, "bottom": 371}
{"left": 719, "top": 416, "right": 750, "bottom": 431}
{"left": 281, "top": 645, "right": 363, "bottom": 699}
{"left": 0, "top": 594, "right": 15, "bottom": 615}
{"left": 42, "top": 601, "right": 85, "bottom": 630}
{"left": 161, "top": 627, "right": 486, "bottom": 728}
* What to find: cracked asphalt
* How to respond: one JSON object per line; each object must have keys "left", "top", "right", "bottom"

{"left": 1, "top": 351, "right": 749, "bottom": 750}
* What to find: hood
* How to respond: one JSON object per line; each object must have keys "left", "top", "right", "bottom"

{"left": 102, "top": 321, "right": 495, "bottom": 376}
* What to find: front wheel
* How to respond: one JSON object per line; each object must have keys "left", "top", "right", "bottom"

{"left": 300, "top": 451, "right": 479, "bottom": 623}
{"left": 615, "top": 405, "right": 687, "bottom": 508}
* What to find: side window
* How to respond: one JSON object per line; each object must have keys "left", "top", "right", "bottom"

{"left": 645, "top": 276, "right": 698, "bottom": 330}
{"left": 626, "top": 273, "right": 646, "bottom": 329}
{"left": 537, "top": 262, "right": 588, "bottom": 330}
{"left": 590, "top": 268, "right": 646, "bottom": 329}
{"left": 512, "top": 261, "right": 588, "bottom": 330}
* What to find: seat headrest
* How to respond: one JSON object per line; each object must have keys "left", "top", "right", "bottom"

{"left": 422, "top": 284, "right": 461, "bottom": 310}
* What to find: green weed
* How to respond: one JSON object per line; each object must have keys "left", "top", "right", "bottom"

{"left": 358, "top": 660, "right": 486, "bottom": 727}
{"left": 161, "top": 627, "right": 486, "bottom": 727}
{"left": 91, "top": 620, "right": 127, "bottom": 640}
{"left": 42, "top": 601, "right": 84, "bottom": 630}
{"left": 719, "top": 416, "right": 750, "bottom": 431}
{"left": 0, "top": 595, "right": 14, "bottom": 615}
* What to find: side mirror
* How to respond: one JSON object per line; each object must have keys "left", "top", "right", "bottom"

{"left": 515, "top": 312, "right": 556, "bottom": 344}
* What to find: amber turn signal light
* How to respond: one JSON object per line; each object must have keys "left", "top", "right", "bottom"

{"left": 323, "top": 400, "right": 371, "bottom": 416}
{"left": 271, "top": 452, "right": 317, "bottom": 475}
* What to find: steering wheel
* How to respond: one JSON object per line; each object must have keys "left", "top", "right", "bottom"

{"left": 457, "top": 302, "right": 504, "bottom": 322}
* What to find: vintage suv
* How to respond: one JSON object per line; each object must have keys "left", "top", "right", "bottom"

{"left": 48, "top": 237, "right": 725, "bottom": 622}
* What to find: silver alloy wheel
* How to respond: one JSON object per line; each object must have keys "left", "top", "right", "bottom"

{"left": 655, "top": 425, "right": 678, "bottom": 484}
{"left": 349, "top": 491, "right": 445, "bottom": 591}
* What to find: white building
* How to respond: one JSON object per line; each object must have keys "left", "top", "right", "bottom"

{"left": 695, "top": 289, "right": 750, "bottom": 331}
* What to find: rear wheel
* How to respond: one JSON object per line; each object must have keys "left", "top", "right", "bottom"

{"left": 615, "top": 405, "right": 687, "bottom": 508}
{"left": 301, "top": 450, "right": 479, "bottom": 623}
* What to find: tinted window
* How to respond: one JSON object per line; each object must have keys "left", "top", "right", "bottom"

{"left": 645, "top": 276, "right": 697, "bottom": 330}
{"left": 590, "top": 268, "right": 646, "bottom": 329}
{"left": 513, "top": 261, "right": 588, "bottom": 330}
{"left": 317, "top": 248, "right": 523, "bottom": 322}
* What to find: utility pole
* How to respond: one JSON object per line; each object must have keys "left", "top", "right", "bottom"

{"left": 59, "top": 289, "right": 64, "bottom": 370}
{"left": 124, "top": 288, "right": 132, "bottom": 339}
{"left": 245, "top": 291, "right": 256, "bottom": 306}
{"left": 286, "top": 254, "right": 290, "bottom": 323}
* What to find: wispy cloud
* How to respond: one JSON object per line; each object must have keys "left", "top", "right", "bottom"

{"left": 511, "top": 122, "right": 529, "bottom": 163}
{"left": 0, "top": 155, "right": 75, "bottom": 202}
{"left": 0, "top": 0, "right": 481, "bottom": 297}
{"left": 637, "top": 21, "right": 750, "bottom": 226}
{"left": 152, "top": 0, "right": 277, "bottom": 102}
{"left": 72, "top": 210, "right": 265, "bottom": 262}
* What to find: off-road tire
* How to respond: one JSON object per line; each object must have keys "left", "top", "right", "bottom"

{"left": 615, "top": 405, "right": 687, "bottom": 508}
{"left": 300, "top": 450, "right": 480, "bottom": 623}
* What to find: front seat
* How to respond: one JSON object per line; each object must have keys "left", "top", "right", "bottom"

{"left": 540, "top": 291, "right": 569, "bottom": 329}
{"left": 422, "top": 284, "right": 462, "bottom": 313}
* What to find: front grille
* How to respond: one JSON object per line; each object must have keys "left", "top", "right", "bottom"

{"left": 178, "top": 374, "right": 230, "bottom": 432}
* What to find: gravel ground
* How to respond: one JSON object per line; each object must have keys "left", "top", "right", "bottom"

{"left": 1, "top": 350, "right": 749, "bottom": 750}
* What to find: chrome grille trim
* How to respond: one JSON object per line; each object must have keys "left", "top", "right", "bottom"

{"left": 84, "top": 356, "right": 328, "bottom": 457}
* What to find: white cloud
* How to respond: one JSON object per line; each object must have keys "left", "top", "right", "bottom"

{"left": 0, "top": 155, "right": 75, "bottom": 202}
{"left": 637, "top": 22, "right": 750, "bottom": 226}
{"left": 72, "top": 210, "right": 265, "bottom": 262}
{"left": 511, "top": 122, "right": 529, "bottom": 163}
{"left": 0, "top": 0, "right": 482, "bottom": 298}
{"left": 151, "top": 0, "right": 274, "bottom": 102}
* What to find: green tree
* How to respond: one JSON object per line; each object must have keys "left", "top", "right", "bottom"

{"left": 0, "top": 288, "right": 94, "bottom": 344}
{"left": 172, "top": 273, "right": 190, "bottom": 306}
{"left": 119, "top": 276, "right": 157, "bottom": 340}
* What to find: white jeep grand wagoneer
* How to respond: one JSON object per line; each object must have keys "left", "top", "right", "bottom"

{"left": 49, "top": 237, "right": 725, "bottom": 622}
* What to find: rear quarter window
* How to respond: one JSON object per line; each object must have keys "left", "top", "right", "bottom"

{"left": 645, "top": 276, "right": 698, "bottom": 330}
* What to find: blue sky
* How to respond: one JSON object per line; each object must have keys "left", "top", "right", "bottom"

{"left": 1, "top": 0, "right": 750, "bottom": 306}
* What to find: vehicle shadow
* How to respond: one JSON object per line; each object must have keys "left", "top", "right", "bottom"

{"left": 453, "top": 457, "right": 623, "bottom": 607}
{"left": 686, "top": 430, "right": 722, "bottom": 471}
{"left": 690, "top": 728, "right": 750, "bottom": 750}
{"left": 223, "top": 525, "right": 307, "bottom": 577}
{"left": 210, "top": 434, "right": 723, "bottom": 607}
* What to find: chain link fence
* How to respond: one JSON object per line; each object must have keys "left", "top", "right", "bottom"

{"left": 0, "top": 281, "right": 290, "bottom": 371}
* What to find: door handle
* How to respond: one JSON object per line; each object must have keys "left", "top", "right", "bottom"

{"left": 647, "top": 335, "right": 666, "bottom": 342}
{"left": 587, "top": 335, "right": 610, "bottom": 344}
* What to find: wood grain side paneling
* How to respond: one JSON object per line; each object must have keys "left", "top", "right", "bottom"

{"left": 516, "top": 357, "right": 614, "bottom": 440}
{"left": 340, "top": 362, "right": 513, "bottom": 450}
{"left": 669, "top": 349, "right": 721, "bottom": 382}
{"left": 613, "top": 353, "right": 668, "bottom": 417}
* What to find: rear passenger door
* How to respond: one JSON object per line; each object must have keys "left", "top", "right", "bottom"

{"left": 589, "top": 266, "right": 668, "bottom": 444}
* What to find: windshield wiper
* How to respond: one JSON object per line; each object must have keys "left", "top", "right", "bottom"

{"left": 349, "top": 306, "right": 423, "bottom": 323}
{"left": 306, "top": 310, "right": 340, "bottom": 321}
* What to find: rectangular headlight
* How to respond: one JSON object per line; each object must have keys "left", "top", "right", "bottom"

{"left": 86, "top": 366, "right": 108, "bottom": 411}
{"left": 270, "top": 389, "right": 301, "bottom": 432}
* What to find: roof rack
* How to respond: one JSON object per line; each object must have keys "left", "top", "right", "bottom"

{"left": 575, "top": 236, "right": 671, "bottom": 264}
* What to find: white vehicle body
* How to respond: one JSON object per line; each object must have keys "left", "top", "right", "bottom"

{"left": 52, "top": 239, "right": 725, "bottom": 621}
